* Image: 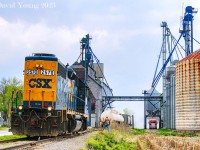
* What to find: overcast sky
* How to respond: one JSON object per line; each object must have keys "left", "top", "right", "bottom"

{"left": 0, "top": 0, "right": 199, "bottom": 128}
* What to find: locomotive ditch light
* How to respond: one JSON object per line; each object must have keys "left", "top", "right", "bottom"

{"left": 18, "top": 105, "right": 23, "bottom": 115}
{"left": 18, "top": 105, "right": 23, "bottom": 110}
{"left": 47, "top": 106, "right": 52, "bottom": 111}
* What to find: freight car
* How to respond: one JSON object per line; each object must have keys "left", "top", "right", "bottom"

{"left": 10, "top": 53, "right": 88, "bottom": 136}
{"left": 122, "top": 114, "right": 133, "bottom": 126}
{"left": 101, "top": 109, "right": 133, "bottom": 126}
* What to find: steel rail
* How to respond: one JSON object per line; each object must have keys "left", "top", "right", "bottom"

{"left": 0, "top": 129, "right": 96, "bottom": 150}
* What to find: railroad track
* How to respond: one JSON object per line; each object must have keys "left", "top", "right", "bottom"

{"left": 0, "top": 129, "right": 95, "bottom": 150}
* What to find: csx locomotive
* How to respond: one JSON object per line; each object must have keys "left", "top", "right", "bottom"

{"left": 10, "top": 53, "right": 87, "bottom": 136}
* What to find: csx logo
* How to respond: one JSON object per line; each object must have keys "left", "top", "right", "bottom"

{"left": 29, "top": 78, "right": 52, "bottom": 88}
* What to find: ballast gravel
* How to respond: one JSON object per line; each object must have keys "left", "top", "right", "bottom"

{"left": 30, "top": 132, "right": 97, "bottom": 150}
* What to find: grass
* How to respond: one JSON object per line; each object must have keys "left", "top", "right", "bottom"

{"left": 87, "top": 131, "right": 137, "bottom": 150}
{"left": 0, "top": 127, "right": 8, "bottom": 130}
{"left": 156, "top": 128, "right": 176, "bottom": 136}
{"left": 0, "top": 135, "right": 26, "bottom": 140}
{"left": 177, "top": 132, "right": 199, "bottom": 137}
{"left": 132, "top": 128, "right": 146, "bottom": 135}
{"left": 137, "top": 134, "right": 200, "bottom": 149}
{"left": 131, "top": 128, "right": 199, "bottom": 137}
{"left": 84, "top": 124, "right": 200, "bottom": 150}
{"left": 156, "top": 128, "right": 199, "bottom": 137}
{"left": 0, "top": 125, "right": 27, "bottom": 140}
{"left": 140, "top": 139, "right": 147, "bottom": 149}
{"left": 86, "top": 123, "right": 138, "bottom": 150}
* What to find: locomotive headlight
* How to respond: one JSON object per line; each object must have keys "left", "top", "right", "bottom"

{"left": 18, "top": 105, "right": 23, "bottom": 110}
{"left": 47, "top": 106, "right": 52, "bottom": 111}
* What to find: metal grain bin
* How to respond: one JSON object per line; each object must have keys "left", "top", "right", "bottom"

{"left": 176, "top": 50, "right": 200, "bottom": 130}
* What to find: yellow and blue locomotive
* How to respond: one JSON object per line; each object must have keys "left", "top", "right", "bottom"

{"left": 10, "top": 53, "right": 87, "bottom": 136}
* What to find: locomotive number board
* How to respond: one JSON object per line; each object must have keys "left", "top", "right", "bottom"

{"left": 26, "top": 70, "right": 38, "bottom": 75}
{"left": 26, "top": 69, "right": 54, "bottom": 76}
{"left": 40, "top": 70, "right": 55, "bottom": 76}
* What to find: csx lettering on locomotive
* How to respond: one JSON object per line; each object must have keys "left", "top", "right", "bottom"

{"left": 29, "top": 78, "right": 52, "bottom": 88}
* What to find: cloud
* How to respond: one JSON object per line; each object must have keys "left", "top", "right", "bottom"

{"left": 0, "top": 16, "right": 157, "bottom": 78}
{"left": 1, "top": 0, "right": 200, "bottom": 128}
{"left": 0, "top": 17, "right": 89, "bottom": 79}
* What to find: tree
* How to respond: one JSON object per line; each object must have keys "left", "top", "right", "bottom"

{"left": 123, "top": 108, "right": 134, "bottom": 116}
{"left": 0, "top": 78, "right": 8, "bottom": 102}
{"left": 0, "top": 78, "right": 8, "bottom": 115}
{"left": 0, "top": 77, "right": 23, "bottom": 118}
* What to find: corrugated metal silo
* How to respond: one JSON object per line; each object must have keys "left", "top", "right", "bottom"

{"left": 176, "top": 50, "right": 200, "bottom": 130}
{"left": 164, "top": 62, "right": 176, "bottom": 129}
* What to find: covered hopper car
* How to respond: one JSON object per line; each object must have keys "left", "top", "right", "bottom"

{"left": 10, "top": 53, "right": 88, "bottom": 136}
{"left": 101, "top": 109, "right": 133, "bottom": 126}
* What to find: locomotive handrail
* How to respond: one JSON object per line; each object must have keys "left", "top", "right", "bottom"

{"left": 18, "top": 109, "right": 52, "bottom": 123}
{"left": 10, "top": 90, "right": 23, "bottom": 108}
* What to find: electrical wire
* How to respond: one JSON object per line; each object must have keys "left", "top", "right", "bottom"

{"left": 187, "top": 34, "right": 200, "bottom": 45}
{"left": 171, "top": 35, "right": 186, "bottom": 52}
{"left": 152, "top": 43, "right": 163, "bottom": 87}
{"left": 74, "top": 40, "right": 113, "bottom": 108}
{"left": 176, "top": 44, "right": 183, "bottom": 59}
{"left": 193, "top": 37, "right": 200, "bottom": 45}
{"left": 172, "top": 38, "right": 181, "bottom": 60}
{"left": 89, "top": 49, "right": 113, "bottom": 108}
{"left": 89, "top": 48, "right": 112, "bottom": 95}
{"left": 151, "top": 33, "right": 183, "bottom": 97}
{"left": 76, "top": 52, "right": 82, "bottom": 62}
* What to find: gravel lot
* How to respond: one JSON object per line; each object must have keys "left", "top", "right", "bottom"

{"left": 29, "top": 131, "right": 97, "bottom": 150}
